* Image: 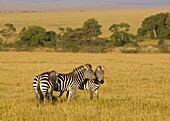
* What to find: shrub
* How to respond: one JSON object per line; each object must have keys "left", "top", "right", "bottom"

{"left": 121, "top": 47, "right": 140, "bottom": 53}
{"left": 0, "top": 38, "right": 3, "bottom": 50}
{"left": 18, "top": 26, "right": 57, "bottom": 48}
{"left": 158, "top": 39, "right": 169, "bottom": 53}
{"left": 158, "top": 43, "right": 169, "bottom": 53}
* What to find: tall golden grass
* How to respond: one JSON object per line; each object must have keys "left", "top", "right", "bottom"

{"left": 0, "top": 10, "right": 169, "bottom": 37}
{"left": 0, "top": 52, "right": 169, "bottom": 121}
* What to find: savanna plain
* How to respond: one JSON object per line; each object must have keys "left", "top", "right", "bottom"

{"left": 0, "top": 52, "right": 169, "bottom": 121}
{"left": 0, "top": 9, "right": 170, "bottom": 38}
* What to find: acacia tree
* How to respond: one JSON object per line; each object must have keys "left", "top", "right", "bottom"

{"left": 82, "top": 18, "right": 102, "bottom": 40}
{"left": 138, "top": 12, "right": 170, "bottom": 39}
{"left": 109, "top": 22, "right": 132, "bottom": 46}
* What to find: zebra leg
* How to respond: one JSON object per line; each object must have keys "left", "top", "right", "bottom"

{"left": 72, "top": 89, "right": 77, "bottom": 100}
{"left": 59, "top": 91, "right": 64, "bottom": 97}
{"left": 49, "top": 91, "right": 53, "bottom": 102}
{"left": 66, "top": 91, "right": 69, "bottom": 98}
{"left": 43, "top": 93, "right": 46, "bottom": 104}
{"left": 67, "top": 90, "right": 72, "bottom": 102}
{"left": 49, "top": 91, "right": 55, "bottom": 105}
{"left": 35, "top": 94, "right": 39, "bottom": 107}
{"left": 95, "top": 90, "right": 99, "bottom": 99}
{"left": 37, "top": 86, "right": 44, "bottom": 104}
{"left": 34, "top": 90, "right": 39, "bottom": 107}
{"left": 41, "top": 90, "right": 47, "bottom": 104}
{"left": 68, "top": 88, "right": 77, "bottom": 101}
{"left": 90, "top": 90, "right": 93, "bottom": 100}
{"left": 33, "top": 85, "right": 39, "bottom": 106}
{"left": 40, "top": 94, "right": 44, "bottom": 103}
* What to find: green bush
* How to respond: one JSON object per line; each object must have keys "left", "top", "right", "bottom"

{"left": 56, "top": 37, "right": 114, "bottom": 53}
{"left": 19, "top": 26, "right": 56, "bottom": 48}
{"left": 158, "top": 39, "right": 165, "bottom": 46}
{"left": 158, "top": 39, "right": 169, "bottom": 53}
{"left": 121, "top": 47, "right": 140, "bottom": 53}
{"left": 0, "top": 38, "right": 3, "bottom": 50}
{"left": 124, "top": 41, "right": 140, "bottom": 48}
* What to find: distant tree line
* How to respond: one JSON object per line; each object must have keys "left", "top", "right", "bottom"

{"left": 0, "top": 12, "right": 170, "bottom": 52}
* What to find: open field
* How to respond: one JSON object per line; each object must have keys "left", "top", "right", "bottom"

{"left": 0, "top": 52, "right": 169, "bottom": 121}
{"left": 0, "top": 9, "right": 170, "bottom": 37}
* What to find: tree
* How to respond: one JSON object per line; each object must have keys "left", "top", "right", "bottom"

{"left": 45, "top": 31, "right": 57, "bottom": 47}
{"left": 165, "top": 15, "right": 170, "bottom": 39}
{"left": 109, "top": 22, "right": 133, "bottom": 46}
{"left": 60, "top": 27, "right": 87, "bottom": 42}
{"left": 19, "top": 26, "right": 56, "bottom": 47}
{"left": 83, "top": 18, "right": 102, "bottom": 40}
{"left": 138, "top": 12, "right": 170, "bottom": 39}
{"left": 0, "top": 23, "right": 16, "bottom": 41}
{"left": 20, "top": 26, "right": 46, "bottom": 47}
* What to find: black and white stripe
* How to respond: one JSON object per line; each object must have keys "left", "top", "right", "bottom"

{"left": 80, "top": 65, "right": 104, "bottom": 100}
{"left": 53, "top": 64, "right": 96, "bottom": 101}
{"left": 33, "top": 71, "right": 57, "bottom": 106}
{"left": 60, "top": 65, "right": 104, "bottom": 100}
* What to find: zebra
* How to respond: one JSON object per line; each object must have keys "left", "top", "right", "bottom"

{"left": 59, "top": 65, "right": 104, "bottom": 100}
{"left": 87, "top": 65, "right": 104, "bottom": 100}
{"left": 52, "top": 64, "right": 96, "bottom": 101}
{"left": 33, "top": 70, "right": 57, "bottom": 107}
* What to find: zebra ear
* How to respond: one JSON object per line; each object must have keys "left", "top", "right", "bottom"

{"left": 96, "top": 66, "right": 100, "bottom": 70}
{"left": 101, "top": 65, "right": 104, "bottom": 70}
{"left": 83, "top": 64, "right": 88, "bottom": 69}
{"left": 95, "top": 66, "right": 100, "bottom": 73}
{"left": 97, "top": 65, "right": 104, "bottom": 70}
{"left": 84, "top": 64, "right": 92, "bottom": 69}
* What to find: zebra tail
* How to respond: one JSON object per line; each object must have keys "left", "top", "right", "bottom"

{"left": 37, "top": 75, "right": 44, "bottom": 103}
{"left": 33, "top": 75, "right": 40, "bottom": 107}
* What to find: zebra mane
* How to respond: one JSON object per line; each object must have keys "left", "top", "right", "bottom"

{"left": 73, "top": 65, "right": 83, "bottom": 71}
{"left": 72, "top": 65, "right": 85, "bottom": 74}
{"left": 72, "top": 64, "right": 92, "bottom": 72}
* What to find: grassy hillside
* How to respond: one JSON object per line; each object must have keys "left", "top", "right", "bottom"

{"left": 0, "top": 52, "right": 169, "bottom": 120}
{"left": 0, "top": 10, "right": 169, "bottom": 37}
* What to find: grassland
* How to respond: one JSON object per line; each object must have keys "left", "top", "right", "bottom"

{"left": 0, "top": 52, "right": 169, "bottom": 121}
{"left": 0, "top": 10, "right": 170, "bottom": 37}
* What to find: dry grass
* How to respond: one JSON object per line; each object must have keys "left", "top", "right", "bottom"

{"left": 0, "top": 10, "right": 170, "bottom": 38}
{"left": 0, "top": 52, "right": 169, "bottom": 121}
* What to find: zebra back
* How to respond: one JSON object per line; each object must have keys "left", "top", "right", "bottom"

{"left": 53, "top": 64, "right": 95, "bottom": 92}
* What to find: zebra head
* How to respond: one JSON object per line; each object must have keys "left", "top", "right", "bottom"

{"left": 83, "top": 64, "right": 96, "bottom": 80}
{"left": 94, "top": 65, "right": 104, "bottom": 84}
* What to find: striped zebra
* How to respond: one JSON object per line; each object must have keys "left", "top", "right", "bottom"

{"left": 52, "top": 64, "right": 96, "bottom": 101}
{"left": 33, "top": 70, "right": 57, "bottom": 106}
{"left": 59, "top": 65, "right": 104, "bottom": 100}
{"left": 80, "top": 65, "right": 104, "bottom": 100}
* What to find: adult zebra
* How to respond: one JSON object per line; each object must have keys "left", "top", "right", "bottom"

{"left": 33, "top": 70, "right": 57, "bottom": 107}
{"left": 33, "top": 64, "right": 95, "bottom": 106}
{"left": 59, "top": 65, "right": 104, "bottom": 100}
{"left": 52, "top": 64, "right": 96, "bottom": 101}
